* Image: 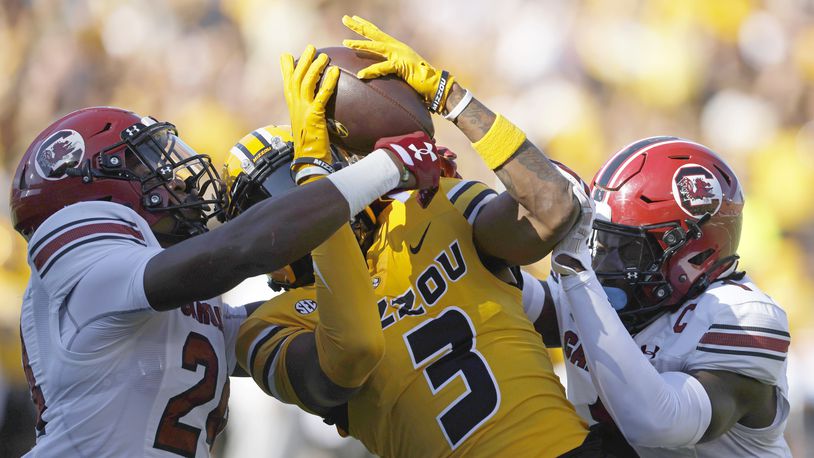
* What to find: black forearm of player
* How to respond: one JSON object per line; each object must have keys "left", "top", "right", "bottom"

{"left": 535, "top": 280, "right": 563, "bottom": 348}
{"left": 447, "top": 82, "right": 579, "bottom": 262}
{"left": 691, "top": 370, "right": 777, "bottom": 442}
{"left": 144, "top": 179, "right": 348, "bottom": 311}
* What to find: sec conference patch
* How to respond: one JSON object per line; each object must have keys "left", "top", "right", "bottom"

{"left": 294, "top": 299, "right": 318, "bottom": 315}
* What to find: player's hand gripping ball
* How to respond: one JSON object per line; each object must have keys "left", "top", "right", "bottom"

{"left": 342, "top": 15, "right": 454, "bottom": 113}
{"left": 281, "top": 45, "right": 339, "bottom": 184}
{"left": 375, "top": 131, "right": 441, "bottom": 208}
{"left": 313, "top": 47, "right": 434, "bottom": 156}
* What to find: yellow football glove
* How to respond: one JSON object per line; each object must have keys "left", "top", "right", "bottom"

{"left": 281, "top": 45, "right": 340, "bottom": 185}
{"left": 342, "top": 15, "right": 454, "bottom": 113}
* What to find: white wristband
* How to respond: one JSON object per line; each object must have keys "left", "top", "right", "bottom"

{"left": 444, "top": 89, "right": 473, "bottom": 121}
{"left": 327, "top": 149, "right": 401, "bottom": 217}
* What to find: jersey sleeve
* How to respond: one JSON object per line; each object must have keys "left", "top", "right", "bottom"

{"left": 236, "top": 288, "right": 320, "bottom": 411}
{"left": 444, "top": 179, "right": 498, "bottom": 225}
{"left": 685, "top": 301, "right": 790, "bottom": 386}
{"left": 221, "top": 303, "right": 248, "bottom": 374}
{"left": 28, "top": 201, "right": 162, "bottom": 315}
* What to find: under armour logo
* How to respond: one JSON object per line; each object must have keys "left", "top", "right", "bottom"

{"left": 640, "top": 344, "right": 661, "bottom": 359}
{"left": 125, "top": 125, "right": 141, "bottom": 137}
{"left": 408, "top": 143, "right": 437, "bottom": 162}
{"left": 158, "top": 165, "right": 173, "bottom": 178}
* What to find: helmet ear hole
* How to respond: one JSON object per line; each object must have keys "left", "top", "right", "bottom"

{"left": 713, "top": 164, "right": 732, "bottom": 186}
{"left": 19, "top": 165, "right": 28, "bottom": 189}
{"left": 688, "top": 248, "right": 715, "bottom": 266}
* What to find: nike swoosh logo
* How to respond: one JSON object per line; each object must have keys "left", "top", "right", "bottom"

{"left": 409, "top": 222, "right": 432, "bottom": 254}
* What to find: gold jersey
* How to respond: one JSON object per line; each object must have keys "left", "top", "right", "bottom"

{"left": 238, "top": 178, "right": 588, "bottom": 457}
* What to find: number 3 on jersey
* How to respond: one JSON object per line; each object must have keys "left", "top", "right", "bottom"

{"left": 403, "top": 307, "right": 500, "bottom": 450}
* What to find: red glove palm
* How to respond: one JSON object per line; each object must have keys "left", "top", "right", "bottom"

{"left": 375, "top": 131, "right": 441, "bottom": 208}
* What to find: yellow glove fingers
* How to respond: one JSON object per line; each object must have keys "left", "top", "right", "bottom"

{"left": 280, "top": 52, "right": 295, "bottom": 87}
{"left": 314, "top": 66, "right": 340, "bottom": 108}
{"left": 293, "top": 44, "right": 317, "bottom": 86}
{"left": 351, "top": 15, "right": 395, "bottom": 42}
{"left": 302, "top": 53, "right": 330, "bottom": 101}
{"left": 355, "top": 61, "right": 396, "bottom": 80}
{"left": 342, "top": 15, "right": 392, "bottom": 42}
{"left": 342, "top": 38, "right": 391, "bottom": 57}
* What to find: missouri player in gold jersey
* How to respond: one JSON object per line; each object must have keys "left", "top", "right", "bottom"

{"left": 228, "top": 32, "right": 613, "bottom": 456}
{"left": 235, "top": 176, "right": 590, "bottom": 457}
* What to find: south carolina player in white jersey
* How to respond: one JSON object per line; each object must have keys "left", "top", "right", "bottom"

{"left": 521, "top": 138, "right": 791, "bottom": 457}
{"left": 11, "top": 54, "right": 440, "bottom": 458}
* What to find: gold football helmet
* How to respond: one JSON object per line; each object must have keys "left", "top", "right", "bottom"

{"left": 223, "top": 125, "right": 377, "bottom": 291}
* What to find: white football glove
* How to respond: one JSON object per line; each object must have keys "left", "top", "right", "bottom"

{"left": 551, "top": 164, "right": 595, "bottom": 276}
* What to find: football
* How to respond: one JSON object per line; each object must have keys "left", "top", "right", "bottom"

{"left": 317, "top": 47, "right": 435, "bottom": 156}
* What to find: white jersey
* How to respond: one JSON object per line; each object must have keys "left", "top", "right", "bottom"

{"left": 20, "top": 201, "right": 246, "bottom": 458}
{"left": 524, "top": 271, "right": 791, "bottom": 458}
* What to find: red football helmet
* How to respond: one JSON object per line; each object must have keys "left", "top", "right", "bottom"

{"left": 590, "top": 136, "right": 744, "bottom": 333}
{"left": 11, "top": 107, "right": 225, "bottom": 241}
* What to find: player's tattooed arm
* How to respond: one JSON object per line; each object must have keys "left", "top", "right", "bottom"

{"left": 447, "top": 83, "right": 579, "bottom": 265}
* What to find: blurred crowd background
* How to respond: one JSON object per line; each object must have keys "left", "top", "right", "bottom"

{"left": 0, "top": 0, "right": 812, "bottom": 456}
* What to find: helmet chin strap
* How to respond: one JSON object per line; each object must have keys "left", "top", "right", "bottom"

{"left": 615, "top": 288, "right": 674, "bottom": 335}
{"left": 152, "top": 213, "right": 207, "bottom": 247}
{"left": 683, "top": 254, "right": 740, "bottom": 300}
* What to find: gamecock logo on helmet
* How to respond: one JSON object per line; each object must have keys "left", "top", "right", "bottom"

{"left": 34, "top": 129, "right": 85, "bottom": 181}
{"left": 671, "top": 164, "right": 723, "bottom": 217}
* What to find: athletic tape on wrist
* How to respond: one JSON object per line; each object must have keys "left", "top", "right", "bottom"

{"left": 471, "top": 114, "right": 527, "bottom": 170}
{"left": 444, "top": 89, "right": 473, "bottom": 122}
{"left": 327, "top": 149, "right": 401, "bottom": 217}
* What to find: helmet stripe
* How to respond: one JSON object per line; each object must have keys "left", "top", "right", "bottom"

{"left": 596, "top": 136, "right": 679, "bottom": 188}
{"left": 251, "top": 129, "right": 272, "bottom": 148}
{"left": 233, "top": 141, "right": 253, "bottom": 159}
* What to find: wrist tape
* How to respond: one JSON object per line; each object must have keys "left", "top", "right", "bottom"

{"left": 444, "top": 89, "right": 473, "bottom": 122}
{"left": 472, "top": 114, "right": 526, "bottom": 170}
{"left": 327, "top": 149, "right": 401, "bottom": 217}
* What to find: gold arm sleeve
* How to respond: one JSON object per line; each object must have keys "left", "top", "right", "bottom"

{"left": 313, "top": 224, "right": 385, "bottom": 388}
